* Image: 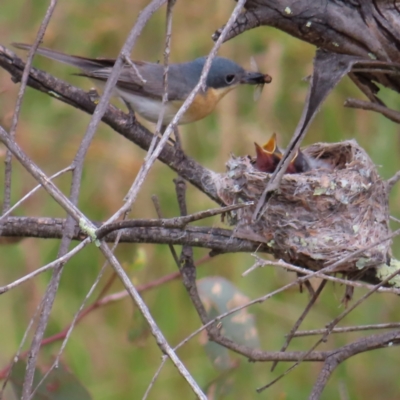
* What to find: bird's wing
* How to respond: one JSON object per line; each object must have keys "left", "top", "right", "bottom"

{"left": 110, "top": 62, "right": 196, "bottom": 101}
{"left": 13, "top": 43, "right": 195, "bottom": 101}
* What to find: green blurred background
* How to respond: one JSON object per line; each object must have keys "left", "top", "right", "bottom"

{"left": 1, "top": 1, "right": 400, "bottom": 399}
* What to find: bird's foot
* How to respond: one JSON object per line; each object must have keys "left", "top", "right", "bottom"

{"left": 172, "top": 127, "right": 185, "bottom": 161}
{"left": 123, "top": 99, "right": 137, "bottom": 127}
{"left": 161, "top": 125, "right": 185, "bottom": 160}
{"left": 172, "top": 126, "right": 182, "bottom": 150}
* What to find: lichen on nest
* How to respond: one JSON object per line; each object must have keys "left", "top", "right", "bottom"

{"left": 214, "top": 140, "right": 391, "bottom": 273}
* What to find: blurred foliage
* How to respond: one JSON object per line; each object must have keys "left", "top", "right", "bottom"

{"left": 198, "top": 276, "right": 260, "bottom": 370}
{"left": 1, "top": 1, "right": 400, "bottom": 399}
{"left": 10, "top": 360, "right": 92, "bottom": 400}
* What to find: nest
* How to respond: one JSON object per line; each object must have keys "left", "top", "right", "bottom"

{"left": 214, "top": 140, "right": 391, "bottom": 273}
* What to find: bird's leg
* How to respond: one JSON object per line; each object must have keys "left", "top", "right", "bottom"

{"left": 160, "top": 124, "right": 172, "bottom": 144}
{"left": 122, "top": 99, "right": 137, "bottom": 127}
{"left": 172, "top": 126, "right": 186, "bottom": 161}
{"left": 160, "top": 125, "right": 184, "bottom": 161}
{"left": 161, "top": 125, "right": 181, "bottom": 149}
{"left": 172, "top": 126, "right": 182, "bottom": 150}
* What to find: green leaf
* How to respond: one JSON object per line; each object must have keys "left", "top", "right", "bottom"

{"left": 197, "top": 277, "right": 260, "bottom": 370}
{"left": 10, "top": 360, "right": 92, "bottom": 400}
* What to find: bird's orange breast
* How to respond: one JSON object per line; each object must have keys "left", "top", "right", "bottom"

{"left": 171, "top": 86, "right": 236, "bottom": 124}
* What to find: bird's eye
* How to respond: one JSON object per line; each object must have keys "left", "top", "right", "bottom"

{"left": 225, "top": 74, "right": 235, "bottom": 84}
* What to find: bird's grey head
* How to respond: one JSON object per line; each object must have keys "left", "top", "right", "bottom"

{"left": 186, "top": 57, "right": 267, "bottom": 89}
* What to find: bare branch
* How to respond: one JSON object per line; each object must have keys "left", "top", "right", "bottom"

{"left": 96, "top": 202, "right": 252, "bottom": 239}
{"left": 0, "top": 302, "right": 41, "bottom": 399}
{"left": 0, "top": 166, "right": 73, "bottom": 223}
{"left": 344, "top": 98, "right": 400, "bottom": 124}
{"left": 293, "top": 323, "right": 400, "bottom": 338}
{"left": 3, "top": 0, "right": 59, "bottom": 215}
{"left": 0, "top": 125, "right": 91, "bottom": 223}
{"left": 387, "top": 171, "right": 400, "bottom": 191}
{"left": 271, "top": 280, "right": 327, "bottom": 372}
{"left": 0, "top": 216, "right": 267, "bottom": 254}
{"left": 30, "top": 221, "right": 128, "bottom": 398}
{"left": 310, "top": 330, "right": 400, "bottom": 399}
{"left": 173, "top": 177, "right": 210, "bottom": 325}
{"left": 257, "top": 262, "right": 400, "bottom": 394}
{"left": 98, "top": 244, "right": 207, "bottom": 399}
{"left": 0, "top": 239, "right": 90, "bottom": 294}
{"left": 142, "top": 356, "right": 168, "bottom": 400}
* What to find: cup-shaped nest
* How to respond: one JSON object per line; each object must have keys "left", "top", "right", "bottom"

{"left": 214, "top": 140, "right": 391, "bottom": 273}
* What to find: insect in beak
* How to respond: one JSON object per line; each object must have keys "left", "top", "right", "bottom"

{"left": 250, "top": 56, "right": 271, "bottom": 101}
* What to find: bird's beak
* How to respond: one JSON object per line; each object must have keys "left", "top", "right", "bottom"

{"left": 262, "top": 132, "right": 278, "bottom": 153}
{"left": 254, "top": 133, "right": 281, "bottom": 173}
{"left": 241, "top": 71, "right": 272, "bottom": 85}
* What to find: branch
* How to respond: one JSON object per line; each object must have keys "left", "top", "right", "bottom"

{"left": 310, "top": 330, "right": 400, "bottom": 399}
{"left": 216, "top": 1, "right": 400, "bottom": 66}
{"left": 344, "top": 98, "right": 400, "bottom": 124}
{"left": 96, "top": 202, "right": 251, "bottom": 239}
{"left": 3, "top": 0, "right": 59, "bottom": 215}
{"left": 293, "top": 323, "right": 400, "bottom": 337}
{"left": 0, "top": 216, "right": 267, "bottom": 254}
{"left": 215, "top": 1, "right": 400, "bottom": 98}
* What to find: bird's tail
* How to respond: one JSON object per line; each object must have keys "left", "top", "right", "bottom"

{"left": 12, "top": 43, "right": 112, "bottom": 71}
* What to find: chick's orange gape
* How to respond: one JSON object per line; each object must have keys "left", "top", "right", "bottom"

{"left": 253, "top": 133, "right": 333, "bottom": 174}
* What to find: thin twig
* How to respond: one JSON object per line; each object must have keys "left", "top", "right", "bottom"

{"left": 154, "top": 0, "right": 176, "bottom": 137}
{"left": 251, "top": 257, "right": 400, "bottom": 295}
{"left": 142, "top": 356, "right": 168, "bottom": 400}
{"left": 387, "top": 170, "right": 400, "bottom": 191}
{"left": 145, "top": 177, "right": 213, "bottom": 399}
{"left": 122, "top": 55, "right": 146, "bottom": 84}
{"left": 0, "top": 254, "right": 212, "bottom": 382}
{"left": 351, "top": 68, "right": 400, "bottom": 75}
{"left": 344, "top": 98, "right": 400, "bottom": 124}
{"left": 292, "top": 322, "right": 400, "bottom": 337}
{"left": 309, "top": 329, "right": 400, "bottom": 399}
{"left": 0, "top": 239, "right": 90, "bottom": 295}
{"left": 30, "top": 260, "right": 109, "bottom": 399}
{"left": 271, "top": 280, "right": 327, "bottom": 372}
{"left": 98, "top": 244, "right": 207, "bottom": 399}
{"left": 173, "top": 256, "right": 400, "bottom": 362}
{"left": 80, "top": 0, "right": 167, "bottom": 161}
{"left": 3, "top": 0, "right": 59, "bottom": 215}
{"left": 318, "top": 267, "right": 400, "bottom": 341}
{"left": 151, "top": 194, "right": 180, "bottom": 265}
{"left": 25, "top": 8, "right": 173, "bottom": 394}
{"left": 0, "top": 303, "right": 42, "bottom": 400}
{"left": 0, "top": 165, "right": 73, "bottom": 223}
{"left": 0, "top": 125, "right": 92, "bottom": 223}
{"left": 256, "top": 264, "right": 400, "bottom": 393}
{"left": 0, "top": 216, "right": 269, "bottom": 255}
{"left": 30, "top": 221, "right": 128, "bottom": 399}
{"left": 174, "top": 177, "right": 210, "bottom": 325}
{"left": 96, "top": 202, "right": 252, "bottom": 239}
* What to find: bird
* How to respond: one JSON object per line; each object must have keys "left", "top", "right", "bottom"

{"left": 13, "top": 43, "right": 272, "bottom": 125}
{"left": 253, "top": 133, "right": 332, "bottom": 174}
{"left": 254, "top": 133, "right": 281, "bottom": 173}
